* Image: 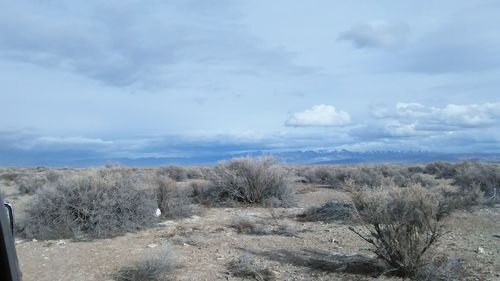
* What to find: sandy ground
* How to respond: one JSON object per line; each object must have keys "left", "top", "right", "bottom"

{"left": 2, "top": 180, "right": 500, "bottom": 281}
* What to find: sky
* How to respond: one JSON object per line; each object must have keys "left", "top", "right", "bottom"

{"left": 1, "top": 0, "right": 500, "bottom": 165}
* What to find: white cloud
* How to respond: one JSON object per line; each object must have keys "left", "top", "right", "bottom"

{"left": 338, "top": 21, "right": 411, "bottom": 49}
{"left": 285, "top": 105, "right": 351, "bottom": 127}
{"left": 373, "top": 102, "right": 500, "bottom": 129}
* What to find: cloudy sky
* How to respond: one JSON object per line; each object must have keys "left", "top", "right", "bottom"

{"left": 1, "top": 0, "right": 500, "bottom": 165}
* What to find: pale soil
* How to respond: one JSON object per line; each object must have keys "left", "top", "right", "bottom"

{"left": 2, "top": 180, "right": 500, "bottom": 281}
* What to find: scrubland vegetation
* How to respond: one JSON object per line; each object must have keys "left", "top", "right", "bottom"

{"left": 0, "top": 158, "right": 499, "bottom": 280}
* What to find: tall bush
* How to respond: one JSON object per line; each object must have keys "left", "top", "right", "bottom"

{"left": 347, "top": 182, "right": 446, "bottom": 278}
{"left": 206, "top": 157, "right": 293, "bottom": 205}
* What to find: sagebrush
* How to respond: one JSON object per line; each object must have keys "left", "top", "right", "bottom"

{"left": 202, "top": 157, "right": 293, "bottom": 206}
{"left": 347, "top": 182, "right": 447, "bottom": 278}
{"left": 23, "top": 167, "right": 159, "bottom": 239}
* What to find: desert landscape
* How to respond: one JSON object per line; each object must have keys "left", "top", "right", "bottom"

{"left": 1, "top": 158, "right": 499, "bottom": 281}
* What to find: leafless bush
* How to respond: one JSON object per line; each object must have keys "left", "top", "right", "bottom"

{"left": 227, "top": 253, "right": 274, "bottom": 281}
{"left": 203, "top": 157, "right": 293, "bottom": 206}
{"left": 114, "top": 248, "right": 176, "bottom": 281}
{"left": 156, "top": 176, "right": 196, "bottom": 218}
{"left": 184, "top": 167, "right": 204, "bottom": 179}
{"left": 230, "top": 215, "right": 297, "bottom": 236}
{"left": 424, "top": 161, "right": 500, "bottom": 204}
{"left": 347, "top": 182, "right": 446, "bottom": 278}
{"left": 190, "top": 180, "right": 212, "bottom": 204}
{"left": 0, "top": 170, "right": 20, "bottom": 182}
{"left": 158, "top": 166, "right": 187, "bottom": 181}
{"left": 22, "top": 167, "right": 158, "bottom": 240}
{"left": 14, "top": 173, "right": 48, "bottom": 195}
{"left": 416, "top": 255, "right": 471, "bottom": 281}
{"left": 298, "top": 201, "right": 353, "bottom": 222}
{"left": 45, "top": 170, "right": 62, "bottom": 182}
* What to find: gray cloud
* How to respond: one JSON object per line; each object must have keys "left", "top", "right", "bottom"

{"left": 0, "top": 0, "right": 309, "bottom": 88}
{"left": 387, "top": 3, "right": 500, "bottom": 74}
{"left": 338, "top": 21, "right": 411, "bottom": 49}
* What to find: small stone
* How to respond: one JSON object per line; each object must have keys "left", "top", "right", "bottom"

{"left": 147, "top": 243, "right": 158, "bottom": 248}
{"left": 476, "top": 247, "right": 485, "bottom": 254}
{"left": 15, "top": 240, "right": 23, "bottom": 244}
{"left": 159, "top": 221, "right": 174, "bottom": 227}
{"left": 188, "top": 215, "right": 200, "bottom": 221}
{"left": 56, "top": 240, "right": 66, "bottom": 245}
{"left": 32, "top": 239, "right": 38, "bottom": 242}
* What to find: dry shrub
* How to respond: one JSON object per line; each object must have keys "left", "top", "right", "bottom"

{"left": 227, "top": 253, "right": 274, "bottom": 281}
{"left": 204, "top": 157, "right": 293, "bottom": 206}
{"left": 230, "top": 215, "right": 297, "bottom": 236}
{"left": 157, "top": 166, "right": 187, "bottom": 181}
{"left": 190, "top": 179, "right": 213, "bottom": 206}
{"left": 298, "top": 201, "right": 353, "bottom": 222}
{"left": 424, "top": 161, "right": 500, "bottom": 205}
{"left": 0, "top": 170, "right": 20, "bottom": 182}
{"left": 15, "top": 173, "right": 48, "bottom": 195}
{"left": 347, "top": 182, "right": 446, "bottom": 278}
{"left": 416, "top": 255, "right": 471, "bottom": 281}
{"left": 22, "top": 167, "right": 158, "bottom": 240}
{"left": 156, "top": 176, "right": 196, "bottom": 218}
{"left": 114, "top": 247, "right": 176, "bottom": 281}
{"left": 184, "top": 167, "right": 204, "bottom": 179}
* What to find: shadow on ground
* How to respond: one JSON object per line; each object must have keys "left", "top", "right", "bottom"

{"left": 242, "top": 248, "right": 388, "bottom": 277}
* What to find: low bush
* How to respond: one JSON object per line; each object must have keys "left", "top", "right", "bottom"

{"left": 347, "top": 182, "right": 447, "bottom": 278}
{"left": 15, "top": 173, "right": 48, "bottom": 195}
{"left": 203, "top": 157, "right": 293, "bottom": 206}
{"left": 156, "top": 176, "right": 196, "bottom": 218}
{"left": 227, "top": 253, "right": 274, "bottom": 281}
{"left": 230, "top": 215, "right": 297, "bottom": 236}
{"left": 158, "top": 166, "right": 187, "bottom": 182}
{"left": 297, "top": 201, "right": 353, "bottom": 222}
{"left": 416, "top": 255, "right": 471, "bottom": 281}
{"left": 114, "top": 247, "right": 176, "bottom": 281}
{"left": 22, "top": 167, "right": 158, "bottom": 240}
{"left": 184, "top": 167, "right": 204, "bottom": 179}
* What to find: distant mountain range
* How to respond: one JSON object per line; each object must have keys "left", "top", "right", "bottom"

{"left": 42, "top": 150, "right": 500, "bottom": 167}
{"left": 3, "top": 149, "right": 500, "bottom": 167}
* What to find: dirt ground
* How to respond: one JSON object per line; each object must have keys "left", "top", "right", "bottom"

{"left": 2, "top": 180, "right": 500, "bottom": 281}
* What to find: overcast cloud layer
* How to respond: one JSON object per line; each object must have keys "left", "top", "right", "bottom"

{"left": 1, "top": 0, "right": 500, "bottom": 165}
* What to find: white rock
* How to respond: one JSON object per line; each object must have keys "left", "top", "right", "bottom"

{"left": 477, "top": 247, "right": 485, "bottom": 254}
{"left": 32, "top": 239, "right": 38, "bottom": 242}
{"left": 56, "top": 240, "right": 66, "bottom": 245}
{"left": 154, "top": 208, "right": 162, "bottom": 217}
{"left": 147, "top": 243, "right": 158, "bottom": 248}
